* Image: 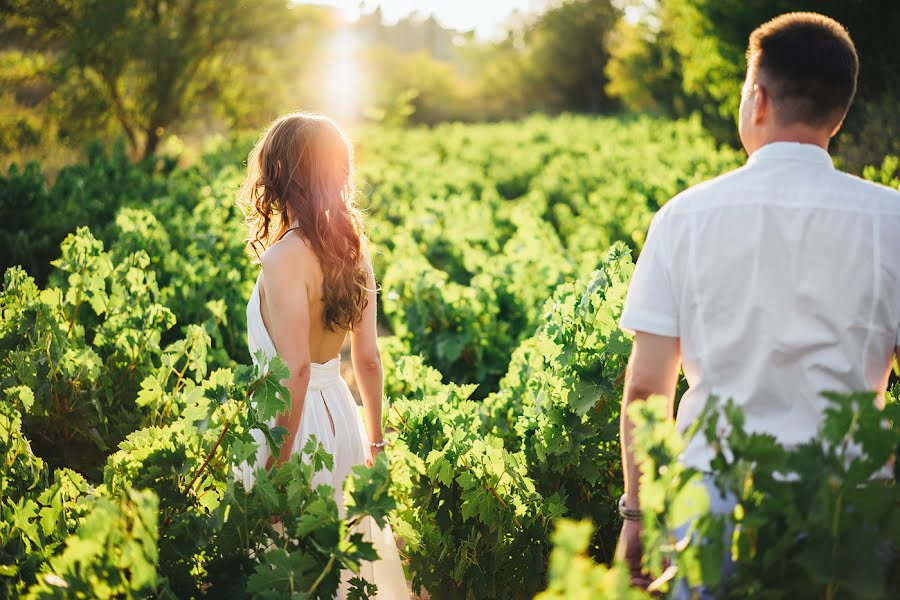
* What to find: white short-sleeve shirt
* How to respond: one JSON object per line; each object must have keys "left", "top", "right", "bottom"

{"left": 620, "top": 142, "right": 900, "bottom": 470}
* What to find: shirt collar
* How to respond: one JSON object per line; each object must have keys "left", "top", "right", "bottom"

{"left": 746, "top": 142, "right": 834, "bottom": 169}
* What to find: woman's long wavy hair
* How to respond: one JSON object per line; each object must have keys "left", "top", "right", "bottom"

{"left": 238, "top": 113, "right": 368, "bottom": 331}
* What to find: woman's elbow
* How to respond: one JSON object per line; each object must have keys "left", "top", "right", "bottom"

{"left": 289, "top": 361, "right": 311, "bottom": 382}
{"left": 356, "top": 353, "right": 382, "bottom": 375}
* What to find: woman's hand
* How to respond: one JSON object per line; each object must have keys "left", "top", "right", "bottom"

{"left": 366, "top": 439, "right": 385, "bottom": 467}
{"left": 265, "top": 444, "right": 295, "bottom": 472}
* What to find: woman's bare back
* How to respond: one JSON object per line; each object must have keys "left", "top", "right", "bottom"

{"left": 258, "top": 230, "right": 347, "bottom": 364}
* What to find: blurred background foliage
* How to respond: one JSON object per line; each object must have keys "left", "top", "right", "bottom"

{"left": 3, "top": 0, "right": 897, "bottom": 175}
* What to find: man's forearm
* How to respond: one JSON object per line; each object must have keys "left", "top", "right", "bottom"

{"left": 618, "top": 333, "right": 681, "bottom": 510}
{"left": 621, "top": 386, "right": 661, "bottom": 510}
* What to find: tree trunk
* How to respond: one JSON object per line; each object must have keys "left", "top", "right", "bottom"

{"left": 142, "top": 126, "right": 160, "bottom": 160}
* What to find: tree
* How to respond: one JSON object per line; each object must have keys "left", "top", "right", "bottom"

{"left": 606, "top": 0, "right": 900, "bottom": 157}
{"left": 1, "top": 0, "right": 313, "bottom": 159}
{"left": 469, "top": 0, "right": 621, "bottom": 118}
{"left": 525, "top": 0, "right": 622, "bottom": 113}
{"left": 605, "top": 15, "right": 689, "bottom": 115}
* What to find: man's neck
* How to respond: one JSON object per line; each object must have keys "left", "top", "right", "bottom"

{"left": 754, "top": 125, "right": 831, "bottom": 152}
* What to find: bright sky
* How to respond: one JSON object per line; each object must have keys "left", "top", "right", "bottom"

{"left": 306, "top": 0, "right": 544, "bottom": 38}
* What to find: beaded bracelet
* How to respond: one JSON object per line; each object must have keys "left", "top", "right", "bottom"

{"left": 370, "top": 440, "right": 388, "bottom": 449}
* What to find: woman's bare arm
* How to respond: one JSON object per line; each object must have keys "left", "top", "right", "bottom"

{"left": 260, "top": 240, "right": 313, "bottom": 467}
{"left": 351, "top": 239, "right": 384, "bottom": 460}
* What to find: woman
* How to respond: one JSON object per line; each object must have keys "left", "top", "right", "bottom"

{"left": 235, "top": 112, "right": 407, "bottom": 598}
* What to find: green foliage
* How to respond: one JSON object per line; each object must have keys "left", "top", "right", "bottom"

{"left": 1, "top": 218, "right": 395, "bottom": 597}
{"left": 383, "top": 246, "right": 636, "bottom": 598}
{"left": 490, "top": 244, "right": 634, "bottom": 562}
{"left": 370, "top": 115, "right": 742, "bottom": 394}
{"left": 536, "top": 519, "right": 649, "bottom": 599}
{"left": 1, "top": 228, "right": 176, "bottom": 473}
{"left": 24, "top": 488, "right": 159, "bottom": 600}
{"left": 537, "top": 393, "right": 899, "bottom": 599}
{"left": 605, "top": 8, "right": 693, "bottom": 116}
{"left": 0, "top": 50, "right": 56, "bottom": 156}
{"left": 0, "top": 142, "right": 169, "bottom": 282}
{"left": 382, "top": 244, "right": 514, "bottom": 393}
{"left": 209, "top": 443, "right": 395, "bottom": 600}
{"left": 1, "top": 312, "right": 393, "bottom": 598}
{"left": 2, "top": 114, "right": 896, "bottom": 598}
{"left": 101, "top": 349, "right": 372, "bottom": 598}
{"left": 518, "top": 0, "right": 622, "bottom": 113}
{"left": 2, "top": 137, "right": 262, "bottom": 366}
{"left": 108, "top": 161, "right": 258, "bottom": 367}
{"left": 840, "top": 90, "right": 900, "bottom": 173}
{"left": 363, "top": 49, "right": 472, "bottom": 125}
{"left": 386, "top": 357, "right": 549, "bottom": 599}
{"left": 457, "top": 0, "right": 622, "bottom": 120}
{"left": 632, "top": 393, "right": 900, "bottom": 598}
{"left": 862, "top": 155, "right": 900, "bottom": 189}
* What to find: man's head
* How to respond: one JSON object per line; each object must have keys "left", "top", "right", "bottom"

{"left": 739, "top": 12, "right": 858, "bottom": 154}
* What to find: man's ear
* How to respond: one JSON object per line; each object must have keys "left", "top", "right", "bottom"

{"left": 752, "top": 83, "right": 769, "bottom": 125}
{"left": 829, "top": 117, "right": 845, "bottom": 137}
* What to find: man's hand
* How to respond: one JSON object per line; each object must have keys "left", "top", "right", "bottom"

{"left": 617, "top": 520, "right": 652, "bottom": 588}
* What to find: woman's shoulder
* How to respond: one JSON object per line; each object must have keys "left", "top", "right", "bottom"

{"left": 260, "top": 233, "right": 318, "bottom": 279}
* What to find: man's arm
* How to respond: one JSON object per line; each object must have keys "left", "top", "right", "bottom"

{"left": 617, "top": 331, "right": 681, "bottom": 586}
{"left": 615, "top": 200, "right": 680, "bottom": 587}
{"left": 620, "top": 331, "right": 682, "bottom": 511}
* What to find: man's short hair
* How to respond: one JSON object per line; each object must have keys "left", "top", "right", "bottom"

{"left": 747, "top": 12, "right": 858, "bottom": 128}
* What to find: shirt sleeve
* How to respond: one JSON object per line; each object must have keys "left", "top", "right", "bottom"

{"left": 619, "top": 209, "right": 679, "bottom": 337}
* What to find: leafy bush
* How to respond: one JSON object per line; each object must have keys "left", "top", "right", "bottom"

{"left": 631, "top": 392, "right": 899, "bottom": 598}
{"left": 535, "top": 519, "right": 648, "bottom": 600}
{"left": 487, "top": 243, "right": 634, "bottom": 562}
{"left": 370, "top": 115, "right": 741, "bottom": 395}
{"left": 0, "top": 142, "right": 171, "bottom": 284}
{"left": 24, "top": 488, "right": 160, "bottom": 600}
{"left": 1, "top": 342, "right": 396, "bottom": 598}
{"left": 383, "top": 245, "right": 636, "bottom": 598}
{"left": 1, "top": 228, "right": 176, "bottom": 474}
{"left": 386, "top": 355, "right": 551, "bottom": 599}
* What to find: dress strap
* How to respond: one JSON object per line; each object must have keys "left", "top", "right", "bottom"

{"left": 276, "top": 225, "right": 301, "bottom": 242}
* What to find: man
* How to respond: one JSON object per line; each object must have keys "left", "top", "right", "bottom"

{"left": 615, "top": 11, "right": 900, "bottom": 593}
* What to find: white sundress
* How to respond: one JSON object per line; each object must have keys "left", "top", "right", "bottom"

{"left": 235, "top": 272, "right": 409, "bottom": 599}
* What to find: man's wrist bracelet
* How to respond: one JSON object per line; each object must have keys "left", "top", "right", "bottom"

{"left": 618, "top": 493, "right": 642, "bottom": 521}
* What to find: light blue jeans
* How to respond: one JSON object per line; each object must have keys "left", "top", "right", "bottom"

{"left": 671, "top": 473, "right": 738, "bottom": 600}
